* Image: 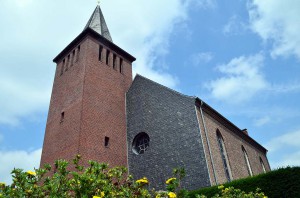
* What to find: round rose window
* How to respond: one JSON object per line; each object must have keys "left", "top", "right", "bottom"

{"left": 132, "top": 132, "right": 150, "bottom": 155}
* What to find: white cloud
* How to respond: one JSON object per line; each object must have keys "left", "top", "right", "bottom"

{"left": 265, "top": 129, "right": 300, "bottom": 153}
{"left": 254, "top": 116, "right": 271, "bottom": 127}
{"left": 265, "top": 129, "right": 300, "bottom": 168}
{"left": 270, "top": 151, "right": 300, "bottom": 169}
{"left": 206, "top": 53, "right": 268, "bottom": 103}
{"left": 223, "top": 15, "right": 247, "bottom": 35}
{"left": 191, "top": 52, "right": 214, "bottom": 65}
{"left": 15, "top": 0, "right": 33, "bottom": 7}
{"left": 248, "top": 0, "right": 300, "bottom": 59}
{"left": 0, "top": 148, "right": 42, "bottom": 184}
{"left": 193, "top": 0, "right": 217, "bottom": 9}
{"left": 0, "top": 76, "right": 51, "bottom": 125}
{"left": 268, "top": 82, "right": 300, "bottom": 94}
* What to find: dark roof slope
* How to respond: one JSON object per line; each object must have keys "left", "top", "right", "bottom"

{"left": 129, "top": 74, "right": 268, "bottom": 153}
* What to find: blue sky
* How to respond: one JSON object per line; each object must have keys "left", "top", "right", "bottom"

{"left": 1, "top": 0, "right": 300, "bottom": 183}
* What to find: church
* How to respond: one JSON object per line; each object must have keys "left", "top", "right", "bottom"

{"left": 41, "top": 5, "right": 270, "bottom": 190}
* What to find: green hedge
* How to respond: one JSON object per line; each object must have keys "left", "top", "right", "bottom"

{"left": 189, "top": 166, "right": 300, "bottom": 198}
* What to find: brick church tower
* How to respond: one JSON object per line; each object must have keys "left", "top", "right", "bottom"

{"left": 40, "top": 5, "right": 135, "bottom": 167}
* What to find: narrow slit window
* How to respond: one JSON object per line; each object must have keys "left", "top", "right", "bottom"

{"left": 119, "top": 58, "right": 123, "bottom": 73}
{"left": 60, "top": 59, "right": 65, "bottom": 75}
{"left": 113, "top": 54, "right": 116, "bottom": 69}
{"left": 104, "top": 136, "right": 110, "bottom": 147}
{"left": 99, "top": 45, "right": 103, "bottom": 61}
{"left": 66, "top": 54, "right": 70, "bottom": 71}
{"left": 60, "top": 112, "right": 65, "bottom": 123}
{"left": 72, "top": 50, "right": 75, "bottom": 66}
{"left": 76, "top": 45, "right": 80, "bottom": 62}
{"left": 106, "top": 50, "right": 110, "bottom": 65}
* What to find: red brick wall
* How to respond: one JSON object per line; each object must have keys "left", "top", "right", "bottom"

{"left": 41, "top": 35, "right": 132, "bottom": 168}
{"left": 196, "top": 107, "right": 270, "bottom": 185}
{"left": 41, "top": 38, "right": 87, "bottom": 167}
{"left": 78, "top": 36, "right": 132, "bottom": 166}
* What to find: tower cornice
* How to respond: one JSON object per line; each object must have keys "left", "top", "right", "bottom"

{"left": 53, "top": 28, "right": 136, "bottom": 63}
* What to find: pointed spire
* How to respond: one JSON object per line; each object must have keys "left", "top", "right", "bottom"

{"left": 84, "top": 5, "right": 113, "bottom": 42}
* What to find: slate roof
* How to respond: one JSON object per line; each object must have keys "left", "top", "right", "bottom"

{"left": 84, "top": 5, "right": 113, "bottom": 42}
{"left": 129, "top": 74, "right": 268, "bottom": 153}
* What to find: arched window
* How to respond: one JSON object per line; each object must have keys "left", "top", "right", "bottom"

{"left": 242, "top": 146, "right": 253, "bottom": 176}
{"left": 216, "top": 130, "right": 232, "bottom": 182}
{"left": 260, "top": 157, "right": 266, "bottom": 173}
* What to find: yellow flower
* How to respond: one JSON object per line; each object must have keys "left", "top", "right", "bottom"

{"left": 26, "top": 189, "right": 33, "bottom": 194}
{"left": 218, "top": 185, "right": 224, "bottom": 189}
{"left": 263, "top": 196, "right": 268, "bottom": 198}
{"left": 136, "top": 177, "right": 149, "bottom": 184}
{"left": 93, "top": 193, "right": 105, "bottom": 198}
{"left": 26, "top": 171, "right": 36, "bottom": 176}
{"left": 222, "top": 188, "right": 229, "bottom": 193}
{"left": 168, "top": 192, "right": 177, "bottom": 198}
{"left": 166, "top": 177, "right": 176, "bottom": 184}
{"left": 100, "top": 192, "right": 105, "bottom": 197}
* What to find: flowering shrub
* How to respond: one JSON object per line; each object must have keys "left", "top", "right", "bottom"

{"left": 195, "top": 185, "right": 267, "bottom": 198}
{"left": 0, "top": 155, "right": 267, "bottom": 198}
{"left": 155, "top": 167, "right": 188, "bottom": 198}
{"left": 0, "top": 155, "right": 151, "bottom": 198}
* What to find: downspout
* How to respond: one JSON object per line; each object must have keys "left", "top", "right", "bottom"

{"left": 125, "top": 92, "right": 130, "bottom": 174}
{"left": 195, "top": 106, "right": 212, "bottom": 186}
{"left": 199, "top": 101, "right": 218, "bottom": 185}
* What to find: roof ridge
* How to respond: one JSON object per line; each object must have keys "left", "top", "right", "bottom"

{"left": 134, "top": 74, "right": 196, "bottom": 99}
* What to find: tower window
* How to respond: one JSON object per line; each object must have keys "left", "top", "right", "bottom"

{"left": 60, "top": 59, "right": 65, "bottom": 75}
{"left": 60, "top": 112, "right": 65, "bottom": 123}
{"left": 106, "top": 50, "right": 110, "bottom": 65}
{"left": 113, "top": 54, "right": 116, "bottom": 69}
{"left": 119, "top": 58, "right": 123, "bottom": 73}
{"left": 217, "top": 130, "right": 232, "bottom": 182}
{"left": 66, "top": 54, "right": 70, "bottom": 71}
{"left": 76, "top": 45, "right": 80, "bottom": 62}
{"left": 242, "top": 146, "right": 253, "bottom": 176}
{"left": 72, "top": 50, "right": 75, "bottom": 66}
{"left": 104, "top": 136, "right": 110, "bottom": 147}
{"left": 99, "top": 45, "right": 103, "bottom": 61}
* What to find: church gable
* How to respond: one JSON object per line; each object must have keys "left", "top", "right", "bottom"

{"left": 126, "top": 75, "right": 211, "bottom": 190}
